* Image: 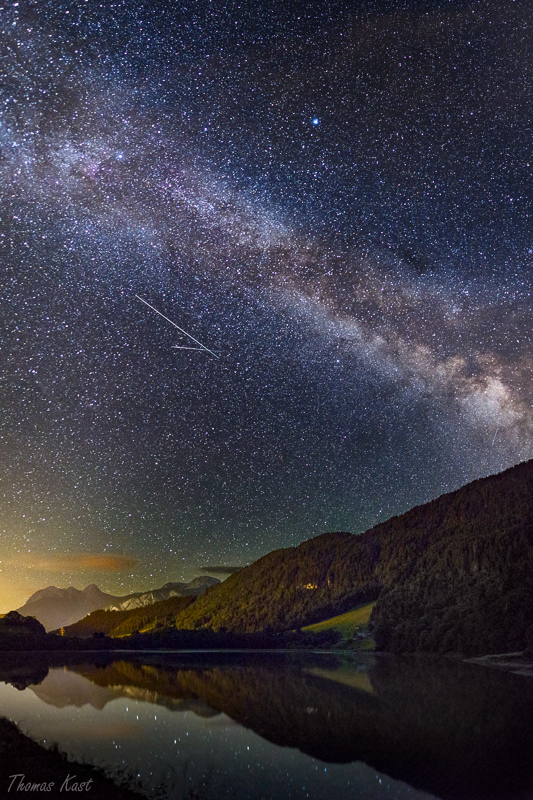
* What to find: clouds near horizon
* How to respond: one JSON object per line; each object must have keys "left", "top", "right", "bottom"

{"left": 9, "top": 554, "right": 139, "bottom": 573}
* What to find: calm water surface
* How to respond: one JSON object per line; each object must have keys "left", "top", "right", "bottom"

{"left": 0, "top": 651, "right": 532, "bottom": 800}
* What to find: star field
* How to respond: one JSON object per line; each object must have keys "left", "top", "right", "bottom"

{"left": 0, "top": 0, "right": 531, "bottom": 609}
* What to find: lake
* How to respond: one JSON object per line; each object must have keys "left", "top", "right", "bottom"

{"left": 0, "top": 650, "right": 532, "bottom": 800}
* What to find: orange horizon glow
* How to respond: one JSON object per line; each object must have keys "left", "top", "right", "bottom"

{"left": 0, "top": 553, "right": 140, "bottom": 613}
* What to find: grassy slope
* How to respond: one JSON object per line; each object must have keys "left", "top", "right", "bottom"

{"left": 302, "top": 602, "right": 375, "bottom": 637}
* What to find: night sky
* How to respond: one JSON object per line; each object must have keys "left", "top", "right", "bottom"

{"left": 1, "top": 0, "right": 531, "bottom": 610}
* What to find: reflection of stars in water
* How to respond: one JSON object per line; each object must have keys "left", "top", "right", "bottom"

{"left": 0, "top": 0, "right": 532, "bottom": 605}
{"left": 0, "top": 665, "right": 436, "bottom": 800}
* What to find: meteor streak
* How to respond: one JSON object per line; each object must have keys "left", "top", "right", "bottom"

{"left": 135, "top": 295, "right": 219, "bottom": 358}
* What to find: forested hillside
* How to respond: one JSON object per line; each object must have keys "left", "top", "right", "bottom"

{"left": 371, "top": 460, "right": 533, "bottom": 654}
{"left": 173, "top": 531, "right": 380, "bottom": 634}
{"left": 63, "top": 596, "right": 196, "bottom": 638}
{"left": 174, "top": 459, "right": 533, "bottom": 656}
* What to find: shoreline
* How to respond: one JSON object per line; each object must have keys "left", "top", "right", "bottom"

{"left": 3, "top": 645, "right": 533, "bottom": 677}
{"left": 0, "top": 717, "right": 143, "bottom": 799}
{"left": 463, "top": 651, "right": 533, "bottom": 676}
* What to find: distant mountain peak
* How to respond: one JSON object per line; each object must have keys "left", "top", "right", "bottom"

{"left": 104, "top": 576, "right": 221, "bottom": 612}
{"left": 25, "top": 586, "right": 63, "bottom": 603}
{"left": 16, "top": 585, "right": 121, "bottom": 631}
{"left": 15, "top": 576, "right": 221, "bottom": 630}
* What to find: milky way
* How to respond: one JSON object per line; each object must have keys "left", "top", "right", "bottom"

{"left": 1, "top": 0, "right": 531, "bottom": 607}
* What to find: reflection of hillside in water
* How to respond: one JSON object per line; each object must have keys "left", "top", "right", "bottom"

{"left": 68, "top": 654, "right": 533, "bottom": 800}
{"left": 305, "top": 664, "right": 374, "bottom": 694}
{"left": 0, "top": 662, "right": 48, "bottom": 690}
{"left": 28, "top": 665, "right": 219, "bottom": 717}
{"left": 3, "top": 652, "right": 532, "bottom": 800}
